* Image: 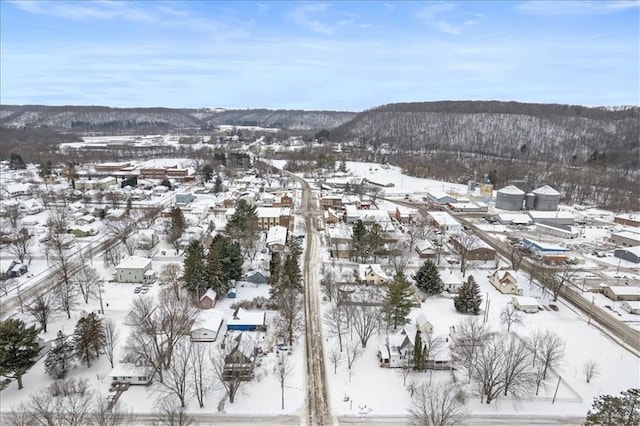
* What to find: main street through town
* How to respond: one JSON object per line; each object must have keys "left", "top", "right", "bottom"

{"left": 286, "top": 172, "right": 332, "bottom": 426}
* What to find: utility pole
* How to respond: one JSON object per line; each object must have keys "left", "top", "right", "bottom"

{"left": 587, "top": 296, "right": 595, "bottom": 326}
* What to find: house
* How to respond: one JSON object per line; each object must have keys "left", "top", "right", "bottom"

{"left": 245, "top": 270, "right": 269, "bottom": 284}
{"left": 511, "top": 296, "right": 540, "bottom": 313}
{"left": 226, "top": 308, "right": 267, "bottom": 331}
{"left": 601, "top": 285, "right": 640, "bottom": 302}
{"left": 320, "top": 195, "right": 343, "bottom": 210}
{"left": 449, "top": 233, "right": 496, "bottom": 261}
{"left": 428, "top": 211, "right": 462, "bottom": 231}
{"left": 256, "top": 207, "right": 291, "bottom": 231}
{"left": 323, "top": 209, "right": 341, "bottom": 225}
{"left": 414, "top": 239, "right": 437, "bottom": 259}
{"left": 115, "top": 256, "right": 152, "bottom": 283}
{"left": 18, "top": 199, "right": 44, "bottom": 215}
{"left": 441, "top": 269, "right": 464, "bottom": 293}
{"left": 377, "top": 323, "right": 450, "bottom": 370}
{"left": 0, "top": 258, "right": 27, "bottom": 280}
{"left": 222, "top": 333, "right": 258, "bottom": 381}
{"left": 136, "top": 229, "right": 159, "bottom": 250}
{"left": 123, "top": 311, "right": 142, "bottom": 326}
{"left": 199, "top": 289, "right": 218, "bottom": 309}
{"left": 190, "top": 309, "right": 225, "bottom": 342}
{"left": 175, "top": 192, "right": 196, "bottom": 206}
{"left": 408, "top": 310, "right": 434, "bottom": 334}
{"left": 395, "top": 206, "right": 418, "bottom": 224}
{"left": 489, "top": 269, "right": 523, "bottom": 295}
{"left": 358, "top": 264, "right": 391, "bottom": 285}
{"left": 614, "top": 247, "right": 640, "bottom": 264}
{"left": 109, "top": 362, "right": 153, "bottom": 385}
{"left": 620, "top": 301, "right": 640, "bottom": 315}
{"left": 266, "top": 225, "right": 288, "bottom": 253}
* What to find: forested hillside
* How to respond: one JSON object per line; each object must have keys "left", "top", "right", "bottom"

{"left": 332, "top": 101, "right": 639, "bottom": 170}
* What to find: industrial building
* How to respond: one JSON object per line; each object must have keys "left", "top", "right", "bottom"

{"left": 614, "top": 247, "right": 640, "bottom": 264}
{"left": 495, "top": 185, "right": 525, "bottom": 211}
{"left": 532, "top": 185, "right": 561, "bottom": 211}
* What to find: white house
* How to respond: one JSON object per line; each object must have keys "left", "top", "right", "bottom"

{"left": 358, "top": 264, "right": 391, "bottom": 285}
{"left": 511, "top": 296, "right": 540, "bottom": 313}
{"left": 489, "top": 269, "right": 523, "bottom": 295}
{"left": 18, "top": 199, "right": 44, "bottom": 215}
{"left": 109, "top": 362, "right": 153, "bottom": 385}
{"left": 115, "top": 256, "right": 152, "bottom": 283}
{"left": 190, "top": 309, "right": 225, "bottom": 342}
{"left": 266, "top": 225, "right": 288, "bottom": 253}
{"left": 441, "top": 268, "right": 464, "bottom": 293}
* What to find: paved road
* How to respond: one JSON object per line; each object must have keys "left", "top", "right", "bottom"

{"left": 287, "top": 172, "right": 332, "bottom": 426}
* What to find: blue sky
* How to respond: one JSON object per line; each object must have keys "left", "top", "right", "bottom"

{"left": 1, "top": 1, "right": 638, "bottom": 110}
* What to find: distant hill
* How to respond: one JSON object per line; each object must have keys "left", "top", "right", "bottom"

{"left": 331, "top": 101, "right": 639, "bottom": 168}
{"left": 0, "top": 105, "right": 357, "bottom": 133}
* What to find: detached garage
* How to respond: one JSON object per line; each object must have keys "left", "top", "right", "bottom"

{"left": 227, "top": 308, "right": 266, "bottom": 331}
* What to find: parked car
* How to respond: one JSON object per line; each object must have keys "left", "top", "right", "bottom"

{"left": 549, "top": 304, "right": 559, "bottom": 311}
{"left": 134, "top": 287, "right": 142, "bottom": 294}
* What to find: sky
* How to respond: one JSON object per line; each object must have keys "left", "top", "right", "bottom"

{"left": 1, "top": 1, "right": 638, "bottom": 110}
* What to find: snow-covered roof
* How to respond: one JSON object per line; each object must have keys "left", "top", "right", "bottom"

{"left": 200, "top": 288, "right": 217, "bottom": 301}
{"left": 611, "top": 231, "right": 640, "bottom": 243}
{"left": 617, "top": 246, "right": 640, "bottom": 256}
{"left": 528, "top": 211, "right": 574, "bottom": 220}
{"left": 532, "top": 185, "right": 560, "bottom": 196}
{"left": 116, "top": 256, "right": 151, "bottom": 270}
{"left": 497, "top": 185, "right": 525, "bottom": 195}
{"left": 266, "top": 225, "right": 288, "bottom": 246}
{"left": 604, "top": 286, "right": 640, "bottom": 297}
{"left": 428, "top": 211, "right": 460, "bottom": 226}
{"left": 228, "top": 308, "right": 265, "bottom": 326}
{"left": 512, "top": 295, "right": 540, "bottom": 307}
{"left": 358, "top": 264, "right": 390, "bottom": 281}
{"left": 191, "top": 309, "right": 224, "bottom": 332}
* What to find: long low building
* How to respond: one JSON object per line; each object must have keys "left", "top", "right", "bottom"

{"left": 610, "top": 230, "right": 640, "bottom": 247}
{"left": 614, "top": 246, "right": 640, "bottom": 264}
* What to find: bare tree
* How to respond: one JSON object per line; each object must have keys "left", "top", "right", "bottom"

{"left": 105, "top": 217, "right": 138, "bottom": 256}
{"left": 132, "top": 206, "right": 163, "bottom": 230}
{"left": 451, "top": 231, "right": 480, "bottom": 277}
{"left": 531, "top": 329, "right": 565, "bottom": 395}
{"left": 508, "top": 244, "right": 527, "bottom": 272}
{"left": 344, "top": 339, "right": 360, "bottom": 382}
{"left": 126, "top": 291, "right": 198, "bottom": 383}
{"left": 540, "top": 266, "right": 576, "bottom": 302}
{"left": 320, "top": 268, "right": 338, "bottom": 303}
{"left": 501, "top": 334, "right": 533, "bottom": 398}
{"left": 500, "top": 304, "right": 523, "bottom": 332}
{"left": 422, "top": 333, "right": 443, "bottom": 370}
{"left": 73, "top": 263, "right": 102, "bottom": 304}
{"left": 159, "top": 263, "right": 183, "bottom": 301}
{"left": 20, "top": 378, "right": 96, "bottom": 426}
{"left": 408, "top": 381, "right": 468, "bottom": 426}
{"left": 210, "top": 335, "right": 253, "bottom": 404}
{"left": 26, "top": 290, "right": 54, "bottom": 333}
{"left": 349, "top": 288, "right": 382, "bottom": 348}
{"left": 470, "top": 334, "right": 506, "bottom": 404}
{"left": 277, "top": 288, "right": 302, "bottom": 346}
{"left": 54, "top": 274, "right": 79, "bottom": 320}
{"left": 451, "top": 318, "right": 492, "bottom": 383}
{"left": 160, "top": 339, "right": 193, "bottom": 408}
{"left": 9, "top": 226, "right": 32, "bottom": 263}
{"left": 583, "top": 359, "right": 600, "bottom": 383}
{"left": 103, "top": 319, "right": 119, "bottom": 368}
{"left": 275, "top": 350, "right": 294, "bottom": 409}
{"left": 154, "top": 395, "right": 193, "bottom": 426}
{"left": 93, "top": 397, "right": 134, "bottom": 426}
{"left": 190, "top": 341, "right": 213, "bottom": 408}
{"left": 324, "top": 303, "right": 347, "bottom": 352}
{"left": 328, "top": 346, "right": 342, "bottom": 374}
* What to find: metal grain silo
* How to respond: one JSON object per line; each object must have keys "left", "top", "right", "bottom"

{"left": 533, "top": 185, "right": 560, "bottom": 211}
{"left": 495, "top": 185, "right": 525, "bottom": 211}
{"left": 525, "top": 193, "right": 535, "bottom": 210}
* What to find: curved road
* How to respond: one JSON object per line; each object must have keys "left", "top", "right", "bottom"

{"left": 287, "top": 172, "right": 332, "bottom": 425}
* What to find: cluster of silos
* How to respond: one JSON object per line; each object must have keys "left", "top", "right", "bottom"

{"left": 495, "top": 185, "right": 525, "bottom": 210}
{"left": 532, "top": 185, "right": 560, "bottom": 211}
{"left": 495, "top": 184, "right": 560, "bottom": 211}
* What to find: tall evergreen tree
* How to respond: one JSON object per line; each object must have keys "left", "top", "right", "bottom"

{"left": 202, "top": 164, "right": 213, "bottom": 183}
{"left": 585, "top": 388, "right": 639, "bottom": 426}
{"left": 413, "top": 330, "right": 424, "bottom": 371}
{"left": 412, "top": 260, "right": 443, "bottom": 296}
{"left": 366, "top": 223, "right": 386, "bottom": 263}
{"left": 270, "top": 253, "right": 302, "bottom": 301}
{"left": 204, "top": 240, "right": 226, "bottom": 295}
{"left": 216, "top": 235, "right": 243, "bottom": 283}
{"left": 213, "top": 175, "right": 223, "bottom": 193}
{"left": 44, "top": 330, "right": 75, "bottom": 379}
{"left": 73, "top": 312, "right": 105, "bottom": 368}
{"left": 453, "top": 275, "right": 483, "bottom": 315}
{"left": 385, "top": 271, "right": 414, "bottom": 329}
{"left": 167, "top": 206, "right": 186, "bottom": 254}
{"left": 0, "top": 318, "right": 41, "bottom": 389}
{"left": 351, "top": 220, "right": 368, "bottom": 262}
{"left": 183, "top": 241, "right": 206, "bottom": 297}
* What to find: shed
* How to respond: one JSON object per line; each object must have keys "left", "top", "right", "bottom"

{"left": 511, "top": 296, "right": 540, "bottom": 313}
{"left": 199, "top": 289, "right": 217, "bottom": 309}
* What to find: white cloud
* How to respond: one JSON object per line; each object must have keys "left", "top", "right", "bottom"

{"left": 416, "top": 2, "right": 478, "bottom": 35}
{"left": 517, "top": 0, "right": 640, "bottom": 15}
{"left": 289, "top": 3, "right": 335, "bottom": 35}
